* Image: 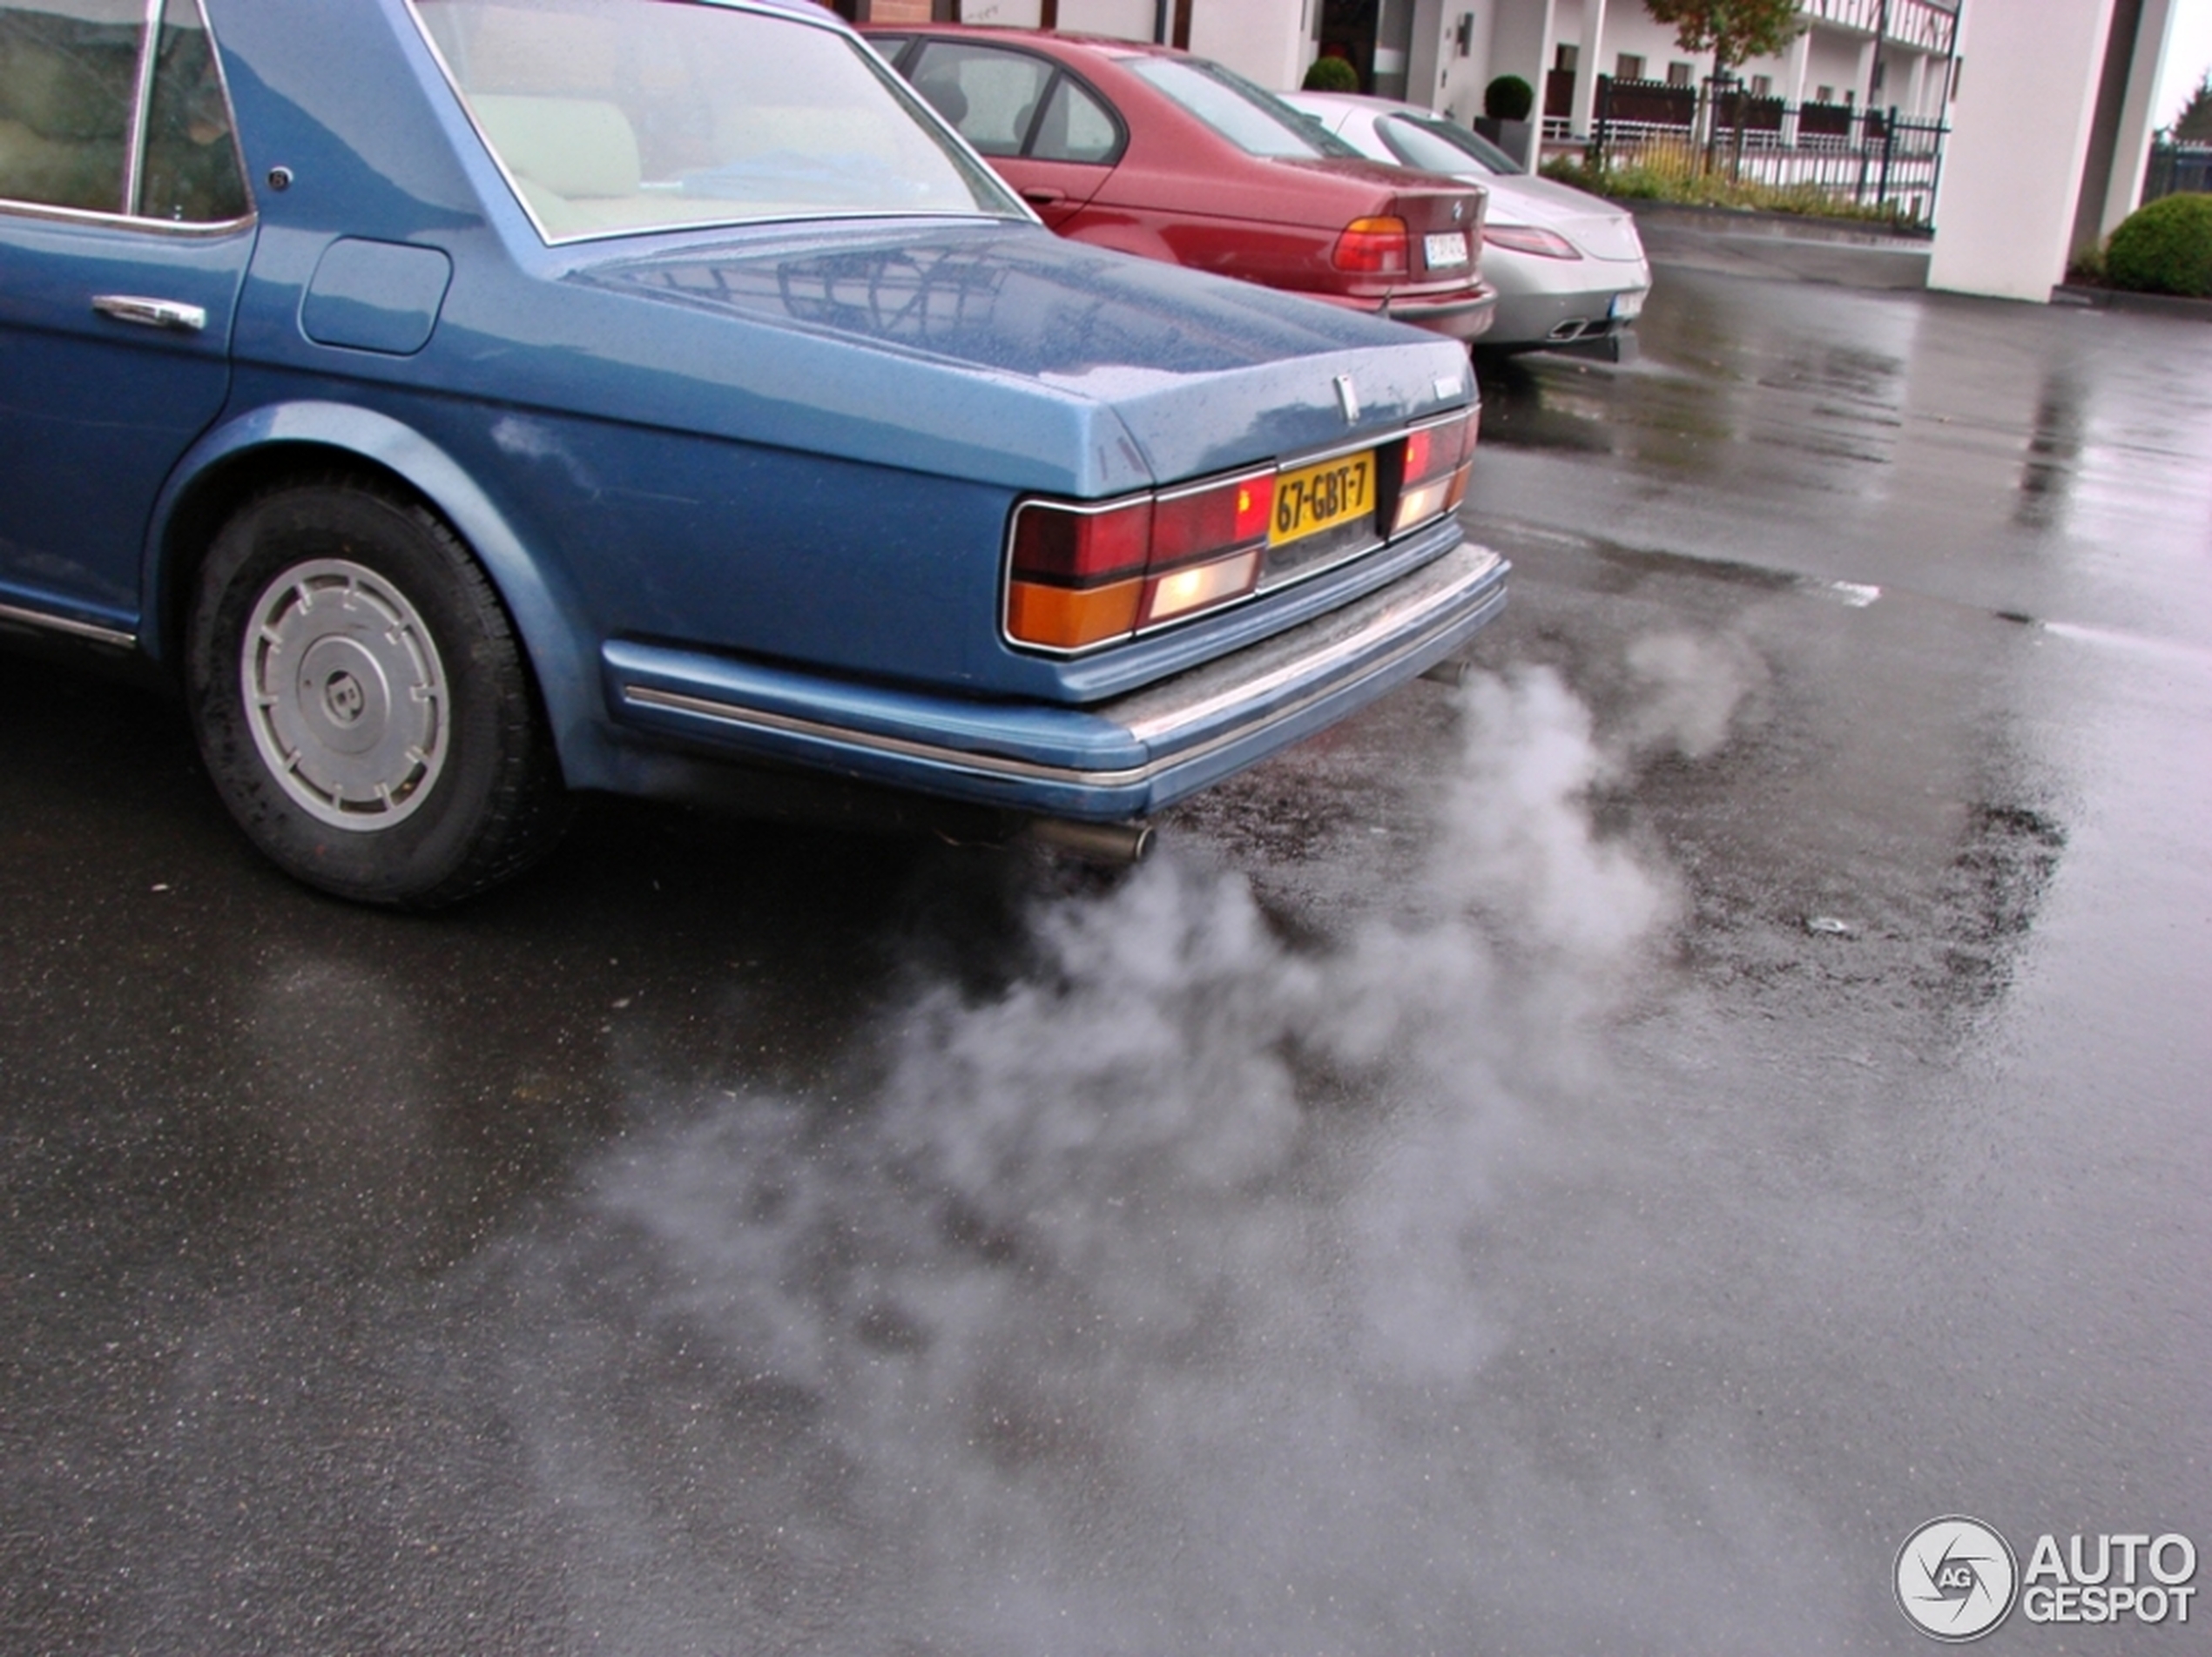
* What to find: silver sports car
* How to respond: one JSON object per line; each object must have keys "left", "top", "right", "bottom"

{"left": 1286, "top": 91, "right": 1652, "bottom": 358}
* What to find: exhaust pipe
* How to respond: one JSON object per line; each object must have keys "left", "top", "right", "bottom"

{"left": 1421, "top": 654, "right": 1472, "bottom": 687}
{"left": 1023, "top": 817, "right": 1157, "bottom": 866}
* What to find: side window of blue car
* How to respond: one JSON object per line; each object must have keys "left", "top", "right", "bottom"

{"left": 139, "top": 0, "right": 248, "bottom": 222}
{"left": 0, "top": 0, "right": 245, "bottom": 221}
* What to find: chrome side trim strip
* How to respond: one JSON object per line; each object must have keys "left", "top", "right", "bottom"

{"left": 621, "top": 686, "right": 1152, "bottom": 788}
{"left": 0, "top": 601, "right": 138, "bottom": 649}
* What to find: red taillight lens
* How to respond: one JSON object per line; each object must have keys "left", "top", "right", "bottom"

{"left": 1009, "top": 498, "right": 1151, "bottom": 584}
{"left": 1332, "top": 215, "right": 1409, "bottom": 275}
{"left": 1403, "top": 424, "right": 1436, "bottom": 483}
{"left": 1392, "top": 409, "right": 1478, "bottom": 535}
{"left": 1007, "top": 470, "right": 1273, "bottom": 651}
{"left": 1150, "top": 470, "right": 1273, "bottom": 565}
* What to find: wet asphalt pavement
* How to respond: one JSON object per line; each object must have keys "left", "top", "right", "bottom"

{"left": 3, "top": 265, "right": 2209, "bottom": 1656}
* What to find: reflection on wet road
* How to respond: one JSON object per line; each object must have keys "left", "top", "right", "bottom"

{"left": 4, "top": 267, "right": 2209, "bottom": 1654}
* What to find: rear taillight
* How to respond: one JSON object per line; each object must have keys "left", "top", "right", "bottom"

{"left": 1484, "top": 223, "right": 1580, "bottom": 259}
{"left": 1392, "top": 409, "right": 1478, "bottom": 535}
{"left": 1332, "top": 215, "right": 1410, "bottom": 275}
{"left": 1008, "top": 469, "right": 1274, "bottom": 651}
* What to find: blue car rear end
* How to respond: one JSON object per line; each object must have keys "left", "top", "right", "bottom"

{"left": 0, "top": 0, "right": 1505, "bottom": 905}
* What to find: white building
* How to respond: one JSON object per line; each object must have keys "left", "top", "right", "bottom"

{"left": 853, "top": 0, "right": 2188, "bottom": 304}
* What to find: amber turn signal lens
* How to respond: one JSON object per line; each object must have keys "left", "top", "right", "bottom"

{"left": 1006, "top": 576, "right": 1144, "bottom": 650}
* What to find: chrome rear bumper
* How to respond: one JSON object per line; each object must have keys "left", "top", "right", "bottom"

{"left": 606, "top": 540, "right": 1508, "bottom": 820}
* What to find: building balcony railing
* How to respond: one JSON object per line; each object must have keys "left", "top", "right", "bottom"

{"left": 1799, "top": 0, "right": 1959, "bottom": 56}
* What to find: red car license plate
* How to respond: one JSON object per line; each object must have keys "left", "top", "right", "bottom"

{"left": 1423, "top": 231, "right": 1470, "bottom": 269}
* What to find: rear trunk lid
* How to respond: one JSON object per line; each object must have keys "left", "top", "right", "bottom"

{"left": 1382, "top": 180, "right": 1489, "bottom": 285}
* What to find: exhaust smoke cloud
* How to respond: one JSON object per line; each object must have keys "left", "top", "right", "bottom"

{"left": 481, "top": 650, "right": 1831, "bottom": 1654}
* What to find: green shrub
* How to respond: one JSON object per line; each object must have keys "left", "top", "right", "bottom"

{"left": 2103, "top": 193, "right": 2212, "bottom": 298}
{"left": 1483, "top": 74, "right": 1534, "bottom": 122}
{"left": 1301, "top": 55, "right": 1359, "bottom": 93}
{"left": 1540, "top": 148, "right": 1915, "bottom": 226}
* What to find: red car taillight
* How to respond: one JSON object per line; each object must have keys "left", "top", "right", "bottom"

{"left": 1392, "top": 408, "right": 1478, "bottom": 535}
{"left": 1332, "top": 215, "right": 1410, "bottom": 275}
{"left": 1008, "top": 469, "right": 1275, "bottom": 651}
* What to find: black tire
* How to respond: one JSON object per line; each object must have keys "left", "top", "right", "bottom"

{"left": 185, "top": 479, "right": 570, "bottom": 907}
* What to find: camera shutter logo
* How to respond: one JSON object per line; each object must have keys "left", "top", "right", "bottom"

{"left": 1896, "top": 1517, "right": 2020, "bottom": 1641}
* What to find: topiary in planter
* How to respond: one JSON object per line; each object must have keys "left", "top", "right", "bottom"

{"left": 1483, "top": 74, "right": 1534, "bottom": 122}
{"left": 1303, "top": 54, "right": 1359, "bottom": 92}
{"left": 2104, "top": 192, "right": 2212, "bottom": 298}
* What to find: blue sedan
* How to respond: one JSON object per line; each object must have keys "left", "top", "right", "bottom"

{"left": 0, "top": 0, "right": 1506, "bottom": 906}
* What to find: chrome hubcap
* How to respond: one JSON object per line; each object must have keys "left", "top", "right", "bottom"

{"left": 240, "top": 558, "right": 448, "bottom": 829}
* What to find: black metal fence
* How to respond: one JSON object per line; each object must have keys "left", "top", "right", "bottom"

{"left": 2143, "top": 139, "right": 2212, "bottom": 205}
{"left": 1586, "top": 74, "right": 1948, "bottom": 227}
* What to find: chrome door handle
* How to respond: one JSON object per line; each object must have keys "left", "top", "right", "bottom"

{"left": 91, "top": 294, "right": 207, "bottom": 333}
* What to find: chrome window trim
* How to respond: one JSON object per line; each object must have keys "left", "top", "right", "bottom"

{"left": 498, "top": 205, "right": 1029, "bottom": 253}
{"left": 122, "top": 0, "right": 164, "bottom": 215}
{"left": 0, "top": 195, "right": 253, "bottom": 234}
{"left": 402, "top": 0, "right": 1028, "bottom": 249}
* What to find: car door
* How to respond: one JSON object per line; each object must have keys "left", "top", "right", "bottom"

{"left": 900, "top": 39, "right": 1117, "bottom": 228}
{"left": 0, "top": 0, "right": 252, "bottom": 638}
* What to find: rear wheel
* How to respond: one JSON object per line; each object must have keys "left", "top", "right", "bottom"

{"left": 185, "top": 480, "right": 570, "bottom": 906}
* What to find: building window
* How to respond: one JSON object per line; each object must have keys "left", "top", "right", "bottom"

{"left": 1815, "top": 84, "right": 1833, "bottom": 104}
{"left": 1665, "top": 61, "right": 1693, "bottom": 87}
{"left": 1750, "top": 74, "right": 1772, "bottom": 98}
{"left": 1554, "top": 43, "right": 1578, "bottom": 71}
{"left": 1615, "top": 52, "right": 1644, "bottom": 81}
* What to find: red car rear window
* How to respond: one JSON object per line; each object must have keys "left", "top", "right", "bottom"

{"left": 1125, "top": 57, "right": 1359, "bottom": 160}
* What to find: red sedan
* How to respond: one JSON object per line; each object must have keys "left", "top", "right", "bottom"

{"left": 862, "top": 26, "right": 1497, "bottom": 340}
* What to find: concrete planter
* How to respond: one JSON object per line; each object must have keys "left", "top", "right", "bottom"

{"left": 1473, "top": 117, "right": 1533, "bottom": 170}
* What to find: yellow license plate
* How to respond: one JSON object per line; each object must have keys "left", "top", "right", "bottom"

{"left": 1270, "top": 450, "right": 1375, "bottom": 546}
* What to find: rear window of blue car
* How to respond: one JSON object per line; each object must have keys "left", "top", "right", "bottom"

{"left": 409, "top": 0, "right": 1024, "bottom": 243}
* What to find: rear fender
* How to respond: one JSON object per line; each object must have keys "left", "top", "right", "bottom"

{"left": 145, "top": 401, "right": 615, "bottom": 786}
{"left": 1056, "top": 208, "right": 1179, "bottom": 266}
